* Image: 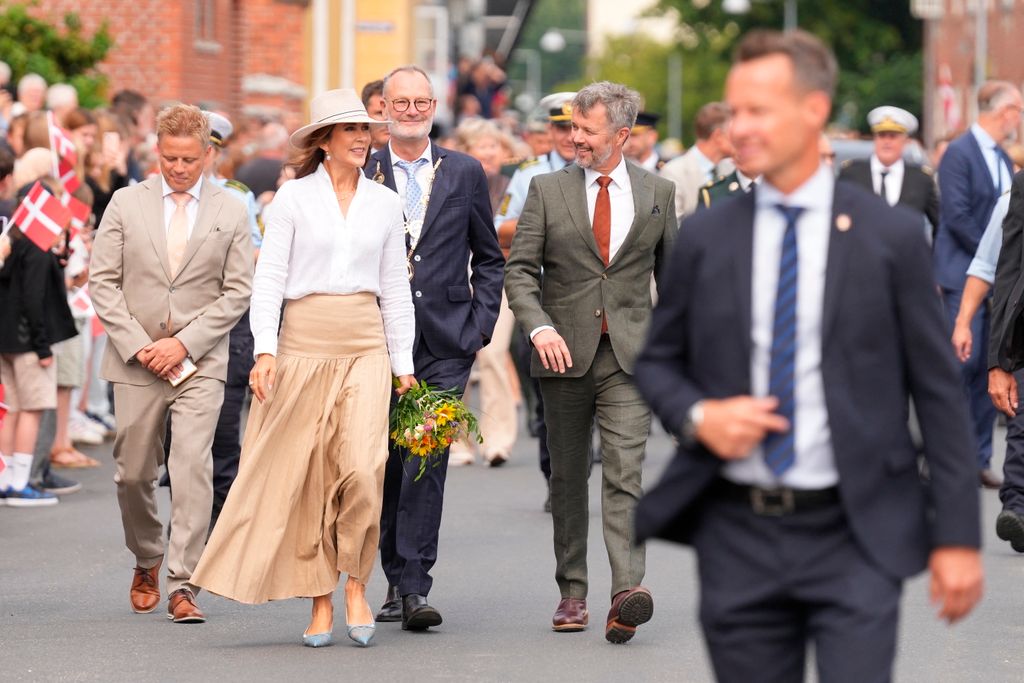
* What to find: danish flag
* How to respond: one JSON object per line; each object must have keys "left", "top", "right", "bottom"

{"left": 48, "top": 111, "right": 81, "bottom": 193}
{"left": 11, "top": 182, "right": 72, "bottom": 252}
{"left": 60, "top": 192, "right": 90, "bottom": 240}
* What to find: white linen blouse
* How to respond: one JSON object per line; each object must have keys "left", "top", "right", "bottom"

{"left": 250, "top": 163, "right": 415, "bottom": 376}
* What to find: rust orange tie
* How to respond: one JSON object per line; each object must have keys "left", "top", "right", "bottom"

{"left": 594, "top": 176, "right": 612, "bottom": 333}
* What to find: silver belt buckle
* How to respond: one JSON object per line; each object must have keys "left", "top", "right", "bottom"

{"left": 750, "top": 487, "right": 795, "bottom": 516}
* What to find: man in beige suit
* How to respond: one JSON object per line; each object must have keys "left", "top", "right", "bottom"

{"left": 89, "top": 104, "right": 253, "bottom": 624}
{"left": 659, "top": 101, "right": 735, "bottom": 218}
{"left": 505, "top": 82, "right": 677, "bottom": 643}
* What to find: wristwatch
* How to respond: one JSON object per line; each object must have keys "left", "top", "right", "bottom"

{"left": 681, "top": 400, "right": 705, "bottom": 447}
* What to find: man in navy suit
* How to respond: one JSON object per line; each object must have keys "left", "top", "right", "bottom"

{"left": 366, "top": 65, "right": 504, "bottom": 631}
{"left": 934, "top": 80, "right": 1021, "bottom": 488}
{"left": 634, "top": 30, "right": 982, "bottom": 682}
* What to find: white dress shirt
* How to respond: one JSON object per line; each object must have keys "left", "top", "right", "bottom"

{"left": 530, "top": 157, "right": 635, "bottom": 340}
{"left": 250, "top": 164, "right": 415, "bottom": 375}
{"left": 583, "top": 156, "right": 635, "bottom": 262}
{"left": 971, "top": 123, "right": 1012, "bottom": 193}
{"left": 869, "top": 155, "right": 903, "bottom": 207}
{"left": 725, "top": 164, "right": 838, "bottom": 489}
{"left": 161, "top": 175, "right": 202, "bottom": 239}
{"left": 389, "top": 141, "right": 434, "bottom": 243}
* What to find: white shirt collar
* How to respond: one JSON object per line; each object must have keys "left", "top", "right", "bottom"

{"left": 161, "top": 174, "right": 203, "bottom": 201}
{"left": 388, "top": 140, "right": 432, "bottom": 166}
{"left": 971, "top": 123, "right": 998, "bottom": 151}
{"left": 870, "top": 154, "right": 904, "bottom": 175}
{"left": 757, "top": 164, "right": 834, "bottom": 213}
{"left": 583, "top": 155, "right": 630, "bottom": 189}
{"left": 736, "top": 169, "right": 759, "bottom": 190}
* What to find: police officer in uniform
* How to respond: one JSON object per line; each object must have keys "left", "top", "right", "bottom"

{"left": 696, "top": 162, "right": 761, "bottom": 211}
{"left": 839, "top": 106, "right": 939, "bottom": 236}
{"left": 204, "top": 112, "right": 262, "bottom": 526}
{"left": 624, "top": 112, "right": 664, "bottom": 172}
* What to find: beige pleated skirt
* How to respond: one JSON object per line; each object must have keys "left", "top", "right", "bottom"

{"left": 192, "top": 293, "right": 392, "bottom": 604}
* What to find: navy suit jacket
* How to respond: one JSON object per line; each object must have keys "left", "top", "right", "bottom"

{"left": 634, "top": 180, "right": 980, "bottom": 580}
{"left": 934, "top": 130, "right": 1013, "bottom": 291}
{"left": 365, "top": 144, "right": 504, "bottom": 361}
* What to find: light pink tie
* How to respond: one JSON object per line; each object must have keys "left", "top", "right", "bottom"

{"left": 167, "top": 192, "right": 190, "bottom": 276}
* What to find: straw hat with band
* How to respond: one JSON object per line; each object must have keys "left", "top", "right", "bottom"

{"left": 290, "top": 88, "right": 390, "bottom": 148}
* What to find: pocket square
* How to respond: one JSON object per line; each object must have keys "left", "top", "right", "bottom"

{"left": 651, "top": 205, "right": 660, "bottom": 215}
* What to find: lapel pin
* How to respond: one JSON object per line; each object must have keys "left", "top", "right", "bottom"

{"left": 836, "top": 214, "right": 852, "bottom": 232}
{"left": 728, "top": 181, "right": 739, "bottom": 192}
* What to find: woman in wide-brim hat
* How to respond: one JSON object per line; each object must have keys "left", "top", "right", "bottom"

{"left": 192, "top": 88, "right": 416, "bottom": 648}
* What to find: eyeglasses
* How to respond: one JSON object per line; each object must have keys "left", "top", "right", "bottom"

{"left": 390, "top": 98, "right": 434, "bottom": 113}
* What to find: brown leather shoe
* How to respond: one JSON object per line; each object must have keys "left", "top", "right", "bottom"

{"left": 606, "top": 586, "right": 654, "bottom": 644}
{"left": 552, "top": 597, "right": 588, "bottom": 632}
{"left": 980, "top": 470, "right": 1003, "bottom": 489}
{"left": 167, "top": 588, "right": 206, "bottom": 624}
{"left": 130, "top": 561, "right": 161, "bottom": 614}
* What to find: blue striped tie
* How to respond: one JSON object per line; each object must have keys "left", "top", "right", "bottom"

{"left": 396, "top": 158, "right": 429, "bottom": 221}
{"left": 763, "top": 204, "right": 804, "bottom": 477}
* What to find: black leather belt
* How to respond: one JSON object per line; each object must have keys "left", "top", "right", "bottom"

{"left": 712, "top": 478, "right": 840, "bottom": 516}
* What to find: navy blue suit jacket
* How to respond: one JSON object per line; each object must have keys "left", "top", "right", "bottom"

{"left": 634, "top": 181, "right": 980, "bottom": 580}
{"left": 366, "top": 144, "right": 504, "bottom": 360}
{"left": 934, "top": 130, "right": 1013, "bottom": 291}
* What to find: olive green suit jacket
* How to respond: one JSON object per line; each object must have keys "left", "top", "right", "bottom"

{"left": 505, "top": 161, "right": 677, "bottom": 378}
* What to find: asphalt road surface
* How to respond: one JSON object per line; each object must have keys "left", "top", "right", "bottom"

{"left": 2, "top": 419, "right": 1021, "bottom": 682}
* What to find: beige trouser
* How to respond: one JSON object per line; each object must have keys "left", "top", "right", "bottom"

{"left": 453, "top": 291, "right": 519, "bottom": 461}
{"left": 112, "top": 375, "right": 223, "bottom": 594}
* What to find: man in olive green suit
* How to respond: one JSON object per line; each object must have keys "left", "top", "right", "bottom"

{"left": 505, "top": 82, "right": 677, "bottom": 643}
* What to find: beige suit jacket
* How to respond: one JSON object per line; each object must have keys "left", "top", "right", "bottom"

{"left": 504, "top": 161, "right": 677, "bottom": 378}
{"left": 89, "top": 176, "right": 254, "bottom": 386}
{"left": 659, "top": 146, "right": 734, "bottom": 219}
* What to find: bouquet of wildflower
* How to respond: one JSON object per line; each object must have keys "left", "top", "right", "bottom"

{"left": 390, "top": 380, "right": 482, "bottom": 481}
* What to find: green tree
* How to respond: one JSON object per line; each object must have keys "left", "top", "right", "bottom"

{"left": 507, "top": 0, "right": 588, "bottom": 104}
{"left": 644, "top": 0, "right": 923, "bottom": 135}
{"left": 0, "top": 2, "right": 113, "bottom": 107}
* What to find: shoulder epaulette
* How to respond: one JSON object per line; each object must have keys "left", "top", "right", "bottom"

{"left": 518, "top": 158, "right": 542, "bottom": 171}
{"left": 702, "top": 178, "right": 716, "bottom": 189}
{"left": 700, "top": 187, "right": 711, "bottom": 208}
{"left": 840, "top": 158, "right": 854, "bottom": 169}
{"left": 224, "top": 178, "right": 251, "bottom": 194}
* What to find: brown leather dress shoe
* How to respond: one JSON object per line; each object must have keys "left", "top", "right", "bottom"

{"left": 167, "top": 588, "right": 206, "bottom": 624}
{"left": 980, "top": 470, "right": 1003, "bottom": 489}
{"left": 552, "top": 597, "right": 588, "bottom": 632}
{"left": 130, "top": 561, "right": 161, "bottom": 614}
{"left": 606, "top": 586, "right": 654, "bottom": 644}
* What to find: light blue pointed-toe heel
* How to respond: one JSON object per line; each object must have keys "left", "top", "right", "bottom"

{"left": 347, "top": 622, "right": 376, "bottom": 646}
{"left": 302, "top": 632, "right": 333, "bottom": 648}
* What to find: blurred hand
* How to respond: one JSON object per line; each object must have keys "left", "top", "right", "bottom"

{"left": 395, "top": 374, "right": 417, "bottom": 395}
{"left": 533, "top": 328, "right": 573, "bottom": 374}
{"left": 929, "top": 547, "right": 983, "bottom": 624}
{"left": 989, "top": 367, "right": 1018, "bottom": 417}
{"left": 696, "top": 396, "right": 790, "bottom": 459}
{"left": 951, "top": 321, "right": 973, "bottom": 363}
{"left": 250, "top": 354, "right": 276, "bottom": 403}
{"left": 38, "top": 354, "right": 54, "bottom": 368}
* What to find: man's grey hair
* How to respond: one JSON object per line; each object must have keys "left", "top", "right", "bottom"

{"left": 46, "top": 83, "right": 78, "bottom": 110}
{"left": 572, "top": 82, "right": 641, "bottom": 132}
{"left": 260, "top": 122, "right": 289, "bottom": 153}
{"left": 17, "top": 72, "right": 46, "bottom": 94}
{"left": 382, "top": 65, "right": 435, "bottom": 99}
{"left": 978, "top": 80, "right": 1021, "bottom": 113}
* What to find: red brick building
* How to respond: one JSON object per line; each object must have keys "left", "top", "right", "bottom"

{"left": 922, "top": 0, "right": 1024, "bottom": 145}
{"left": 27, "top": 0, "right": 309, "bottom": 122}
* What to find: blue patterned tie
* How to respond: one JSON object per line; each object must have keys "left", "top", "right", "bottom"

{"left": 396, "top": 158, "right": 429, "bottom": 221}
{"left": 763, "top": 204, "right": 804, "bottom": 478}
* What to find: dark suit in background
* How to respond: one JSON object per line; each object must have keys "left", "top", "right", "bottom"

{"left": 934, "top": 129, "right": 1012, "bottom": 475}
{"left": 365, "top": 143, "right": 504, "bottom": 601}
{"left": 838, "top": 158, "right": 939, "bottom": 233}
{"left": 635, "top": 179, "right": 979, "bottom": 681}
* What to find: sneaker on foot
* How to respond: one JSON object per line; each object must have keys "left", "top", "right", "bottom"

{"left": 39, "top": 471, "right": 82, "bottom": 495}
{"left": 4, "top": 484, "right": 59, "bottom": 507}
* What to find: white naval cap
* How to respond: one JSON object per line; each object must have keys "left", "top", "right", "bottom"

{"left": 867, "top": 106, "right": 918, "bottom": 136}
{"left": 204, "top": 111, "right": 234, "bottom": 147}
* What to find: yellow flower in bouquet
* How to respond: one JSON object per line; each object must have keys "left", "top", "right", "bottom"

{"left": 390, "top": 381, "right": 482, "bottom": 481}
